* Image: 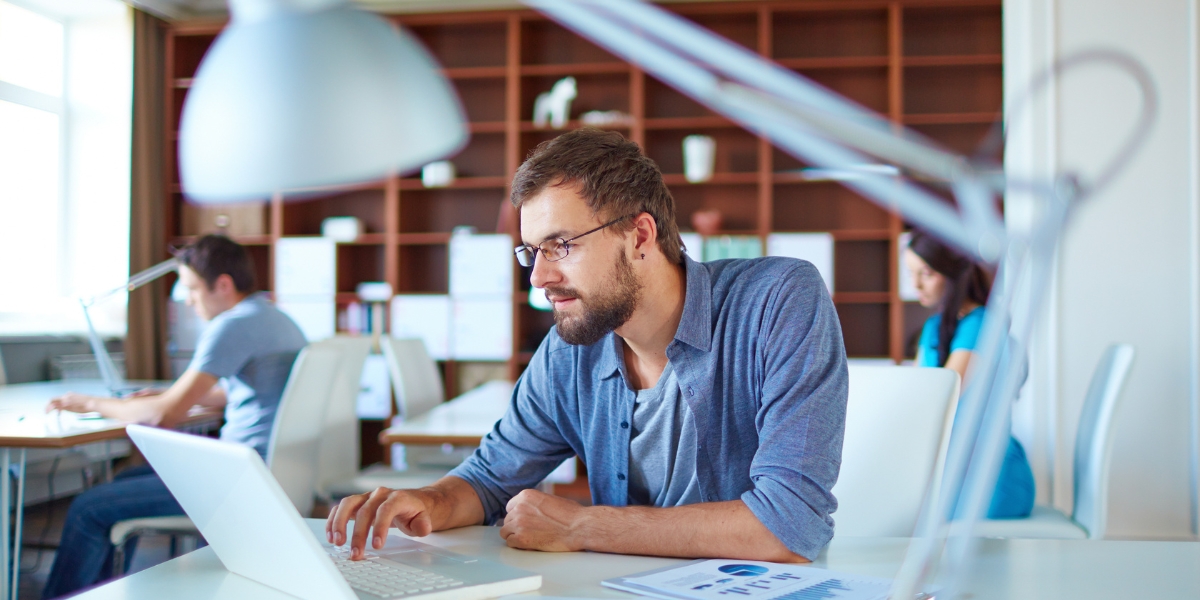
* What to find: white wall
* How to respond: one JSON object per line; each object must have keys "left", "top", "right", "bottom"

{"left": 1006, "top": 0, "right": 1200, "bottom": 539}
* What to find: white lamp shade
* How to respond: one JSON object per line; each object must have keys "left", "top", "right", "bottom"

{"left": 179, "top": 3, "right": 468, "bottom": 202}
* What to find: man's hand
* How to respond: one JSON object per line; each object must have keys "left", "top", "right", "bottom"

{"left": 499, "top": 489, "right": 587, "bottom": 552}
{"left": 46, "top": 393, "right": 98, "bottom": 414}
{"left": 325, "top": 476, "right": 486, "bottom": 561}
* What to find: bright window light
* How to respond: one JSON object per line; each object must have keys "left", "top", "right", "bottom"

{"left": 0, "top": 1, "right": 64, "bottom": 97}
{"left": 0, "top": 99, "right": 60, "bottom": 311}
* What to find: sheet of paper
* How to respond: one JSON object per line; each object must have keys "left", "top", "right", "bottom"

{"left": 356, "top": 354, "right": 391, "bottom": 419}
{"left": 766, "top": 233, "right": 834, "bottom": 294}
{"left": 679, "top": 233, "right": 704, "bottom": 262}
{"left": 450, "top": 233, "right": 513, "bottom": 297}
{"left": 452, "top": 297, "right": 512, "bottom": 360}
{"left": 391, "top": 295, "right": 452, "bottom": 360}
{"left": 276, "top": 298, "right": 336, "bottom": 342}
{"left": 704, "top": 236, "right": 763, "bottom": 261}
{"left": 610, "top": 559, "right": 892, "bottom": 600}
{"left": 897, "top": 231, "right": 919, "bottom": 301}
{"left": 275, "top": 237, "right": 336, "bottom": 297}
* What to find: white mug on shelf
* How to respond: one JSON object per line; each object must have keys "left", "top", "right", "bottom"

{"left": 682, "top": 134, "right": 716, "bottom": 183}
{"left": 421, "top": 160, "right": 456, "bottom": 188}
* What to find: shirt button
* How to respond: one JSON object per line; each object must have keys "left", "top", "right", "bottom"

{"left": 687, "top": 388, "right": 694, "bottom": 396}
{"left": 617, "top": 473, "right": 626, "bottom": 481}
{"left": 620, "top": 421, "right": 629, "bottom": 429}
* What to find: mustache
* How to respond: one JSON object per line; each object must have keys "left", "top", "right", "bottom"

{"left": 542, "top": 286, "right": 580, "bottom": 301}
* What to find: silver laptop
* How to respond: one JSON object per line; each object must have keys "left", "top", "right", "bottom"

{"left": 126, "top": 425, "right": 542, "bottom": 600}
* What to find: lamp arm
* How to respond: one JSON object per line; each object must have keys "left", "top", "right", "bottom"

{"left": 83, "top": 258, "right": 180, "bottom": 307}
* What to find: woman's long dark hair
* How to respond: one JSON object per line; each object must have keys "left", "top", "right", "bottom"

{"left": 909, "top": 231, "right": 992, "bottom": 367}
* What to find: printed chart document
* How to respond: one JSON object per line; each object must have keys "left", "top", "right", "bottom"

{"left": 391, "top": 295, "right": 452, "bottom": 360}
{"left": 603, "top": 559, "right": 894, "bottom": 600}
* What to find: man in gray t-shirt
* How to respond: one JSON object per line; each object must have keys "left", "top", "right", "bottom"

{"left": 43, "top": 235, "right": 306, "bottom": 598}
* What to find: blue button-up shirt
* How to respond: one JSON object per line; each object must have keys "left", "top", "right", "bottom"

{"left": 449, "top": 255, "right": 848, "bottom": 559}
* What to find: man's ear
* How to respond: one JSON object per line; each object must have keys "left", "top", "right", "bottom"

{"left": 631, "top": 212, "right": 658, "bottom": 254}
{"left": 212, "top": 273, "right": 237, "bottom": 296}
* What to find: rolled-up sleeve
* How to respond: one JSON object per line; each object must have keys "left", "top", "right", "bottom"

{"left": 740, "top": 262, "right": 848, "bottom": 559}
{"left": 448, "top": 337, "right": 576, "bottom": 524}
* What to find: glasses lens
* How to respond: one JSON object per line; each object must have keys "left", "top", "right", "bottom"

{"left": 543, "top": 239, "right": 567, "bottom": 262}
{"left": 514, "top": 246, "right": 535, "bottom": 267}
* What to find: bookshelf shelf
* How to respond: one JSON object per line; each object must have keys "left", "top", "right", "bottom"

{"left": 163, "top": 0, "right": 1003, "bottom": 382}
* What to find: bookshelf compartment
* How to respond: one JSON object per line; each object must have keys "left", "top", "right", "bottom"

{"left": 837, "top": 303, "right": 890, "bottom": 357}
{"left": 172, "top": 34, "right": 216, "bottom": 79}
{"left": 773, "top": 10, "right": 888, "bottom": 59}
{"left": 799, "top": 67, "right": 890, "bottom": 114}
{"left": 521, "top": 20, "right": 618, "bottom": 65}
{"left": 454, "top": 78, "right": 507, "bottom": 123}
{"left": 904, "top": 65, "right": 1002, "bottom": 115}
{"left": 645, "top": 128, "right": 758, "bottom": 176}
{"left": 172, "top": 88, "right": 188, "bottom": 132}
{"left": 521, "top": 74, "right": 630, "bottom": 122}
{"left": 911, "top": 123, "right": 995, "bottom": 155}
{"left": 337, "top": 244, "right": 386, "bottom": 293}
{"left": 281, "top": 189, "right": 386, "bottom": 237}
{"left": 409, "top": 21, "right": 507, "bottom": 68}
{"left": 904, "top": 301, "right": 937, "bottom": 359}
{"left": 396, "top": 245, "right": 448, "bottom": 294}
{"left": 773, "top": 183, "right": 891, "bottom": 231}
{"left": 445, "top": 132, "right": 506, "bottom": 178}
{"left": 902, "top": 6, "right": 1002, "bottom": 57}
{"left": 669, "top": 184, "right": 759, "bottom": 233}
{"left": 645, "top": 78, "right": 714, "bottom": 120}
{"left": 683, "top": 11, "right": 758, "bottom": 52}
{"left": 519, "top": 303, "right": 555, "bottom": 354}
{"left": 834, "top": 240, "right": 889, "bottom": 293}
{"left": 398, "top": 189, "right": 505, "bottom": 234}
{"left": 244, "top": 244, "right": 272, "bottom": 293}
{"left": 180, "top": 201, "right": 268, "bottom": 237}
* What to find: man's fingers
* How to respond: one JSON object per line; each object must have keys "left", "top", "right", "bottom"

{"left": 328, "top": 494, "right": 368, "bottom": 547}
{"left": 351, "top": 488, "right": 396, "bottom": 559}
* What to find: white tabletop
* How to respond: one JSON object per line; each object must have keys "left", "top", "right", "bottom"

{"left": 381, "top": 380, "right": 514, "bottom": 446}
{"left": 73, "top": 519, "right": 1200, "bottom": 600}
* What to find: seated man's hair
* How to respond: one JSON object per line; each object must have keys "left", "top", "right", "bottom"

{"left": 176, "top": 234, "right": 257, "bottom": 293}
{"left": 511, "top": 128, "right": 684, "bottom": 265}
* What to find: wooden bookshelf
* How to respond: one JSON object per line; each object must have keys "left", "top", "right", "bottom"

{"left": 163, "top": 1, "right": 1002, "bottom": 387}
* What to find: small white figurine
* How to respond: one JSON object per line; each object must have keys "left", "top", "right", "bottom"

{"left": 533, "top": 76, "right": 577, "bottom": 129}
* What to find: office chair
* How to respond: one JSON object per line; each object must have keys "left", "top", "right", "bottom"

{"left": 973, "top": 344, "right": 1135, "bottom": 539}
{"left": 110, "top": 341, "right": 344, "bottom": 574}
{"left": 832, "top": 365, "right": 961, "bottom": 537}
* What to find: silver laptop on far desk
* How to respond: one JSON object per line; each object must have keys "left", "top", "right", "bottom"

{"left": 126, "top": 424, "right": 541, "bottom": 600}
{"left": 81, "top": 300, "right": 142, "bottom": 397}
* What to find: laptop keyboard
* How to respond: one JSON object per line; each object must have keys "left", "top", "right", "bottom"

{"left": 331, "top": 555, "right": 465, "bottom": 598}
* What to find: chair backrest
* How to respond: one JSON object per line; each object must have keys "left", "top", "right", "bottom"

{"left": 381, "top": 337, "right": 444, "bottom": 420}
{"left": 0, "top": 345, "right": 7, "bottom": 386}
{"left": 265, "top": 341, "right": 343, "bottom": 517}
{"left": 1072, "top": 344, "right": 1135, "bottom": 539}
{"left": 832, "top": 365, "right": 960, "bottom": 537}
{"left": 315, "top": 336, "right": 373, "bottom": 495}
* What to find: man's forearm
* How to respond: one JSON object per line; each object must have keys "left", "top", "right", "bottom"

{"left": 421, "top": 476, "right": 487, "bottom": 531}
{"left": 91, "top": 395, "right": 177, "bottom": 425}
{"left": 574, "top": 500, "right": 807, "bottom": 562}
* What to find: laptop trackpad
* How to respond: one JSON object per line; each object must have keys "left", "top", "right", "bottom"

{"left": 376, "top": 536, "right": 474, "bottom": 565}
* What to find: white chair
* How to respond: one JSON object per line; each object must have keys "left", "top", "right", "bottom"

{"left": 973, "top": 344, "right": 1135, "bottom": 539}
{"left": 321, "top": 337, "right": 453, "bottom": 498}
{"left": 110, "top": 342, "right": 344, "bottom": 574}
{"left": 832, "top": 365, "right": 961, "bottom": 537}
{"left": 314, "top": 335, "right": 372, "bottom": 501}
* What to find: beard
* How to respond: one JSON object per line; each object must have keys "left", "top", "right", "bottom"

{"left": 547, "top": 249, "right": 642, "bottom": 346}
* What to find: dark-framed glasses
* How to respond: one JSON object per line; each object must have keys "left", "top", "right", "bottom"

{"left": 514, "top": 214, "right": 633, "bottom": 268}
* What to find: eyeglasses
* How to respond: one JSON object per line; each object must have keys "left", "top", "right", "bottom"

{"left": 514, "top": 215, "right": 632, "bottom": 268}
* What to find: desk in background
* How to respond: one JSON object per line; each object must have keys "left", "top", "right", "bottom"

{"left": 73, "top": 518, "right": 1200, "bottom": 599}
{"left": 0, "top": 379, "right": 217, "bottom": 600}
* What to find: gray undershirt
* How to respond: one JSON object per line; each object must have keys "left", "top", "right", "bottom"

{"left": 626, "top": 362, "right": 703, "bottom": 507}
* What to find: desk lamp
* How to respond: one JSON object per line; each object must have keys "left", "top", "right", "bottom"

{"left": 524, "top": 0, "right": 1156, "bottom": 597}
{"left": 80, "top": 257, "right": 179, "bottom": 394}
{"left": 178, "top": 0, "right": 468, "bottom": 203}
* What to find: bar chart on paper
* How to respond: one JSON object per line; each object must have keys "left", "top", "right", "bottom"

{"left": 603, "top": 560, "right": 892, "bottom": 600}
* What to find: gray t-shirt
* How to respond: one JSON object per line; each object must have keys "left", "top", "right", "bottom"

{"left": 626, "top": 362, "right": 703, "bottom": 507}
{"left": 188, "top": 293, "right": 307, "bottom": 457}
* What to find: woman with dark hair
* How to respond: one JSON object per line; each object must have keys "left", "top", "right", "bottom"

{"left": 904, "top": 231, "right": 1035, "bottom": 519}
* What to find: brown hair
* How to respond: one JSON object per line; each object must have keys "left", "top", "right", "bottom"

{"left": 176, "top": 234, "right": 257, "bottom": 293}
{"left": 511, "top": 128, "right": 684, "bottom": 265}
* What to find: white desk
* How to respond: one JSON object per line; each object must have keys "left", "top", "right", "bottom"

{"left": 74, "top": 519, "right": 1200, "bottom": 599}
{"left": 380, "top": 380, "right": 515, "bottom": 446}
{"left": 0, "top": 380, "right": 213, "bottom": 600}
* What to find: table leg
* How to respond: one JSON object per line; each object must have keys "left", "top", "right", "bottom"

{"left": 11, "top": 449, "right": 25, "bottom": 600}
{"left": 0, "top": 448, "right": 10, "bottom": 600}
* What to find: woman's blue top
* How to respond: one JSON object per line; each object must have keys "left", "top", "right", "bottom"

{"left": 919, "top": 307, "right": 1035, "bottom": 519}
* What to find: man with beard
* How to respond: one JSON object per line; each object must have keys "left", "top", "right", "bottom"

{"left": 327, "top": 128, "right": 848, "bottom": 563}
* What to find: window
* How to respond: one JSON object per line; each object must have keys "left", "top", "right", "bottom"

{"left": 0, "top": 0, "right": 131, "bottom": 336}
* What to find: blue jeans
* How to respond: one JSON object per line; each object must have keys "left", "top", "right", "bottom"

{"left": 42, "top": 465, "right": 184, "bottom": 599}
